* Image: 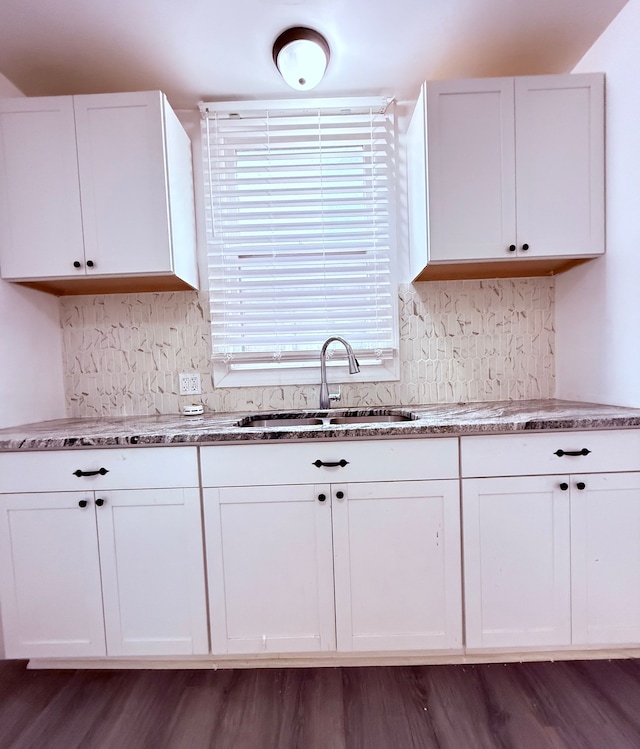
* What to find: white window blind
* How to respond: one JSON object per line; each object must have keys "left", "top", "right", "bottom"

{"left": 200, "top": 98, "right": 397, "bottom": 384}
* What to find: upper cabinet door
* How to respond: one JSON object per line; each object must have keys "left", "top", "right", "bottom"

{"left": 73, "top": 91, "right": 173, "bottom": 276}
{"left": 515, "top": 74, "right": 605, "bottom": 259}
{"left": 0, "top": 96, "right": 85, "bottom": 278}
{"left": 425, "top": 77, "right": 517, "bottom": 263}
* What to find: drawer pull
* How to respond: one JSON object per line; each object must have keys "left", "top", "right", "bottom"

{"left": 554, "top": 448, "right": 591, "bottom": 457}
{"left": 73, "top": 468, "right": 109, "bottom": 477}
{"left": 312, "top": 459, "right": 349, "bottom": 468}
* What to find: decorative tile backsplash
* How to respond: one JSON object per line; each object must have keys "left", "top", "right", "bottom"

{"left": 60, "top": 279, "right": 555, "bottom": 417}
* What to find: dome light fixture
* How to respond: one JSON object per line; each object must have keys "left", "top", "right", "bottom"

{"left": 272, "top": 27, "right": 330, "bottom": 91}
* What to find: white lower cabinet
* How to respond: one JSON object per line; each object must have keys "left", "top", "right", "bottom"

{"left": 462, "top": 476, "right": 571, "bottom": 650}
{"left": 204, "top": 484, "right": 336, "bottom": 655}
{"left": 0, "top": 447, "right": 208, "bottom": 659}
{"left": 0, "top": 491, "right": 106, "bottom": 658}
{"left": 461, "top": 431, "right": 640, "bottom": 652}
{"left": 571, "top": 472, "right": 640, "bottom": 646}
{"left": 201, "top": 439, "right": 462, "bottom": 656}
{"left": 332, "top": 479, "right": 461, "bottom": 652}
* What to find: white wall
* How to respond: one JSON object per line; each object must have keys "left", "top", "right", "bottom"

{"left": 0, "top": 73, "right": 66, "bottom": 429}
{"left": 556, "top": 0, "right": 640, "bottom": 407}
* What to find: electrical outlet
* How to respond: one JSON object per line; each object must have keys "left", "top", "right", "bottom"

{"left": 178, "top": 372, "right": 201, "bottom": 396}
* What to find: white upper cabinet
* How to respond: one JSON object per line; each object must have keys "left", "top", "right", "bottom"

{"left": 0, "top": 91, "right": 198, "bottom": 295}
{"left": 407, "top": 73, "right": 604, "bottom": 281}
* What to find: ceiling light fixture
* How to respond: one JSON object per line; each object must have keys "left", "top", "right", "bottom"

{"left": 272, "top": 27, "right": 330, "bottom": 91}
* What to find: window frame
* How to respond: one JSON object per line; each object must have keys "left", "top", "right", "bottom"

{"left": 199, "top": 97, "right": 400, "bottom": 389}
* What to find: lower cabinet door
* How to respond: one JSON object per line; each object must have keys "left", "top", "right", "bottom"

{"left": 0, "top": 492, "right": 106, "bottom": 659}
{"left": 97, "top": 488, "right": 208, "bottom": 656}
{"left": 332, "top": 480, "right": 462, "bottom": 652}
{"left": 571, "top": 471, "right": 640, "bottom": 646}
{"left": 204, "top": 484, "right": 336, "bottom": 655}
{"left": 462, "top": 476, "right": 571, "bottom": 649}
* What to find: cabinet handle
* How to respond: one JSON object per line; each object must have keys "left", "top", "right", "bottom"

{"left": 73, "top": 261, "right": 82, "bottom": 268}
{"left": 559, "top": 482, "right": 569, "bottom": 491}
{"left": 576, "top": 482, "right": 586, "bottom": 491}
{"left": 78, "top": 499, "right": 88, "bottom": 508}
{"left": 86, "top": 260, "right": 95, "bottom": 268}
{"left": 73, "top": 468, "right": 109, "bottom": 477}
{"left": 554, "top": 449, "right": 591, "bottom": 457}
{"left": 508, "top": 244, "right": 516, "bottom": 252}
{"left": 522, "top": 243, "right": 530, "bottom": 251}
{"left": 95, "top": 498, "right": 105, "bottom": 507}
{"left": 317, "top": 493, "right": 326, "bottom": 503}
{"left": 335, "top": 491, "right": 345, "bottom": 500}
{"left": 312, "top": 459, "right": 349, "bottom": 468}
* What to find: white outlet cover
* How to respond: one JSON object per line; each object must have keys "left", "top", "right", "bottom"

{"left": 179, "top": 372, "right": 201, "bottom": 395}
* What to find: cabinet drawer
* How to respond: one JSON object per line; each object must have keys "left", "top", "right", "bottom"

{"left": 201, "top": 438, "right": 459, "bottom": 487}
{"left": 0, "top": 447, "right": 199, "bottom": 493}
{"left": 461, "top": 430, "right": 640, "bottom": 478}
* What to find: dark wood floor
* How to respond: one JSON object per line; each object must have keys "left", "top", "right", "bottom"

{"left": 2, "top": 658, "right": 640, "bottom": 748}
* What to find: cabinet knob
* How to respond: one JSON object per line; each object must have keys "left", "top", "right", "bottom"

{"left": 86, "top": 260, "right": 95, "bottom": 268}
{"left": 576, "top": 482, "right": 586, "bottom": 491}
{"left": 335, "top": 491, "right": 345, "bottom": 500}
{"left": 73, "top": 261, "right": 82, "bottom": 269}
{"left": 559, "top": 482, "right": 569, "bottom": 491}
{"left": 508, "top": 244, "right": 516, "bottom": 253}
{"left": 522, "top": 243, "right": 530, "bottom": 251}
{"left": 318, "top": 493, "right": 326, "bottom": 503}
{"left": 95, "top": 498, "right": 105, "bottom": 507}
{"left": 78, "top": 499, "right": 88, "bottom": 508}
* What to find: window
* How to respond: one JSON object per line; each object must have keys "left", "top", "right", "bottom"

{"left": 200, "top": 97, "right": 398, "bottom": 387}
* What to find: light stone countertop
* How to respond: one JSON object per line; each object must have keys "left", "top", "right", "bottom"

{"left": 1, "top": 399, "right": 640, "bottom": 451}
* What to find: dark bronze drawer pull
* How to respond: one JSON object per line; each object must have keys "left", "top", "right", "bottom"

{"left": 312, "top": 459, "right": 349, "bottom": 468}
{"left": 73, "top": 468, "right": 109, "bottom": 477}
{"left": 554, "top": 449, "right": 591, "bottom": 457}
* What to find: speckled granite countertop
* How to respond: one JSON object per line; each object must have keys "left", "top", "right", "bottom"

{"left": 1, "top": 399, "right": 640, "bottom": 451}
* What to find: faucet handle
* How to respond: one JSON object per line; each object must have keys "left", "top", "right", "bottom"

{"left": 329, "top": 386, "right": 341, "bottom": 402}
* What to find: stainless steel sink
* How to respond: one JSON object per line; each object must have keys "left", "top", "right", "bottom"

{"left": 239, "top": 417, "right": 325, "bottom": 428}
{"left": 237, "top": 410, "right": 415, "bottom": 428}
{"left": 328, "top": 414, "right": 412, "bottom": 424}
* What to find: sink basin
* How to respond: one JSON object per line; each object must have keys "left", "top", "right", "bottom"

{"left": 239, "top": 417, "right": 325, "bottom": 428}
{"left": 328, "top": 414, "right": 412, "bottom": 424}
{"left": 237, "top": 410, "right": 415, "bottom": 428}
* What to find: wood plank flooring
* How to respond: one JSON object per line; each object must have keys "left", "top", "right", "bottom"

{"left": 2, "top": 658, "right": 640, "bottom": 748}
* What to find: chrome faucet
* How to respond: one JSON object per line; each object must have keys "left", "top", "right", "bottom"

{"left": 319, "top": 336, "right": 360, "bottom": 409}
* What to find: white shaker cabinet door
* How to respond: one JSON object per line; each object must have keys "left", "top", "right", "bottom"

{"left": 73, "top": 91, "right": 174, "bottom": 277}
{"left": 515, "top": 74, "right": 604, "bottom": 259}
{"left": 332, "top": 480, "right": 462, "bottom": 652}
{"left": 204, "top": 484, "right": 336, "bottom": 655}
{"left": 97, "top": 488, "right": 208, "bottom": 657}
{"left": 0, "top": 492, "right": 106, "bottom": 659}
{"left": 462, "top": 476, "right": 571, "bottom": 650}
{"left": 0, "top": 96, "right": 85, "bottom": 278}
{"left": 424, "top": 77, "right": 517, "bottom": 263}
{"left": 571, "top": 472, "right": 640, "bottom": 646}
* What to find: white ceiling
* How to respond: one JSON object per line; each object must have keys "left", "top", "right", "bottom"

{"left": 0, "top": 0, "right": 629, "bottom": 110}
